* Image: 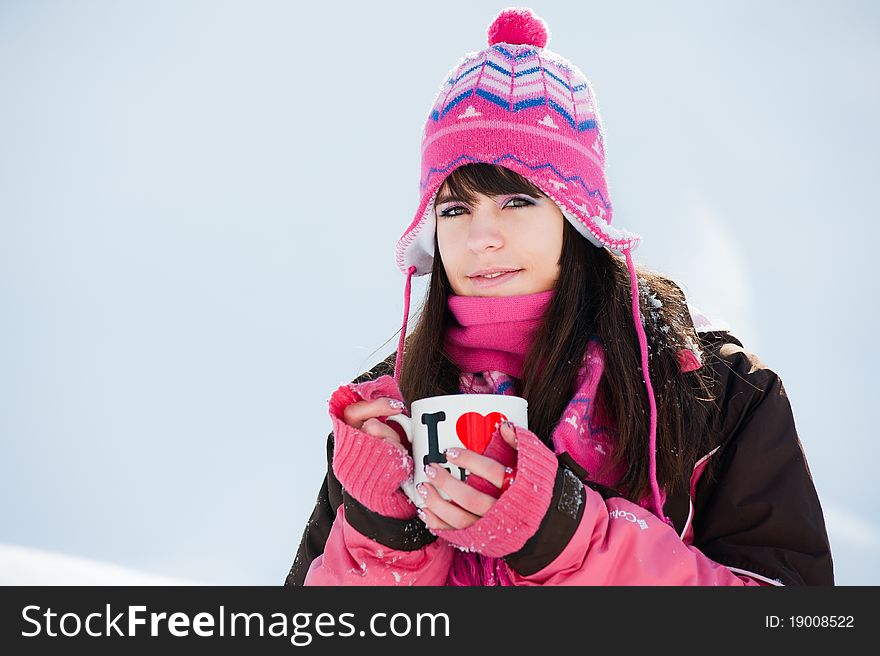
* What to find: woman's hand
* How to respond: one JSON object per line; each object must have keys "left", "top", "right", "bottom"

{"left": 327, "top": 375, "right": 417, "bottom": 522}
{"left": 416, "top": 422, "right": 518, "bottom": 530}
{"left": 341, "top": 396, "right": 410, "bottom": 453}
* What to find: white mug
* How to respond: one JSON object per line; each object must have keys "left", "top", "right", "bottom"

{"left": 386, "top": 394, "right": 528, "bottom": 508}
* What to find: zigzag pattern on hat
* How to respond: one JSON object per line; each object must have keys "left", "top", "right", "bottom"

{"left": 419, "top": 152, "right": 611, "bottom": 213}
{"left": 429, "top": 45, "right": 599, "bottom": 133}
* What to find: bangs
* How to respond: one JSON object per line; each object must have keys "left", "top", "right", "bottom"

{"left": 436, "top": 163, "right": 545, "bottom": 206}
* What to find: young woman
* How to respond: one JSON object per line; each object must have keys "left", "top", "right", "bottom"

{"left": 284, "top": 8, "right": 833, "bottom": 586}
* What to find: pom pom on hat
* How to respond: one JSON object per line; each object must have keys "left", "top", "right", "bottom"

{"left": 487, "top": 7, "right": 549, "bottom": 48}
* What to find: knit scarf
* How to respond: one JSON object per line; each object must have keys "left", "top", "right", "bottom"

{"left": 441, "top": 290, "right": 665, "bottom": 586}
{"left": 444, "top": 290, "right": 554, "bottom": 380}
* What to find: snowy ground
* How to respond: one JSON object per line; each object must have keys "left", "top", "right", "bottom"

{"left": 0, "top": 544, "right": 203, "bottom": 586}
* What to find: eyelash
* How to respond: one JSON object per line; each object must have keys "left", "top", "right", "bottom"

{"left": 438, "top": 197, "right": 534, "bottom": 218}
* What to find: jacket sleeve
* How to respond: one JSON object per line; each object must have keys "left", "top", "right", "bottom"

{"left": 287, "top": 353, "right": 456, "bottom": 586}
{"left": 300, "top": 427, "right": 456, "bottom": 585}
{"left": 501, "top": 338, "right": 833, "bottom": 586}
{"left": 284, "top": 431, "right": 343, "bottom": 586}
{"left": 501, "top": 465, "right": 771, "bottom": 586}
{"left": 688, "top": 341, "right": 834, "bottom": 585}
{"left": 303, "top": 502, "right": 455, "bottom": 586}
{"left": 288, "top": 430, "right": 456, "bottom": 587}
{"left": 284, "top": 354, "right": 394, "bottom": 586}
{"left": 285, "top": 428, "right": 455, "bottom": 586}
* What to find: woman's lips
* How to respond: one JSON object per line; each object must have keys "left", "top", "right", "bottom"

{"left": 468, "top": 269, "right": 522, "bottom": 288}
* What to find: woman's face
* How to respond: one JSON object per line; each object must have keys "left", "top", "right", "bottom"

{"left": 435, "top": 186, "right": 564, "bottom": 297}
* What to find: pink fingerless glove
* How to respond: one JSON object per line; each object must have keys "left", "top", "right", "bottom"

{"left": 328, "top": 375, "right": 417, "bottom": 520}
{"left": 460, "top": 429, "right": 518, "bottom": 499}
{"left": 431, "top": 424, "right": 559, "bottom": 558}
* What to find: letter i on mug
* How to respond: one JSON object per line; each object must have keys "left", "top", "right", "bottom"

{"left": 386, "top": 394, "right": 527, "bottom": 508}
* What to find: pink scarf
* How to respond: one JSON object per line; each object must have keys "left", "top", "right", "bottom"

{"left": 444, "top": 289, "right": 554, "bottom": 380}
{"left": 441, "top": 290, "right": 664, "bottom": 586}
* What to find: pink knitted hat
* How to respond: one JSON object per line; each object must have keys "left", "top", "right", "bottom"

{"left": 395, "top": 6, "right": 641, "bottom": 277}
{"left": 392, "top": 7, "right": 669, "bottom": 524}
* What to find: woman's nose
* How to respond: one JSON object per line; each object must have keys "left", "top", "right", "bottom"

{"left": 466, "top": 210, "right": 504, "bottom": 252}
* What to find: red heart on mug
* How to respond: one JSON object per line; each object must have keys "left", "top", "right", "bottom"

{"left": 455, "top": 411, "right": 508, "bottom": 455}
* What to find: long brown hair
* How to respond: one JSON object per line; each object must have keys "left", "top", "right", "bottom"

{"left": 396, "top": 163, "right": 717, "bottom": 502}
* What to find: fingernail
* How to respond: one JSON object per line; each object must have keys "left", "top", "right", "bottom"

{"left": 503, "top": 422, "right": 518, "bottom": 446}
{"left": 445, "top": 447, "right": 460, "bottom": 459}
{"left": 417, "top": 482, "right": 428, "bottom": 497}
{"left": 424, "top": 464, "right": 437, "bottom": 479}
{"left": 388, "top": 399, "right": 405, "bottom": 409}
{"left": 416, "top": 508, "right": 425, "bottom": 519}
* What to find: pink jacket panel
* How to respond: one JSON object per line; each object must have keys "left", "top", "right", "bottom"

{"left": 303, "top": 504, "right": 454, "bottom": 586}
{"left": 505, "top": 486, "right": 774, "bottom": 586}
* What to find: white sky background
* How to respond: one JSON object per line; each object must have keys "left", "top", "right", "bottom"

{"left": 1, "top": 0, "right": 877, "bottom": 585}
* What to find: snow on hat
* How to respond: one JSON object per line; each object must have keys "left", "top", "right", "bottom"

{"left": 391, "top": 7, "right": 670, "bottom": 527}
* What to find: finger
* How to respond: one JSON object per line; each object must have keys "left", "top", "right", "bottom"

{"left": 342, "top": 397, "right": 406, "bottom": 429}
{"left": 416, "top": 504, "right": 454, "bottom": 531}
{"left": 424, "top": 463, "right": 496, "bottom": 519}
{"left": 381, "top": 418, "right": 411, "bottom": 451}
{"left": 360, "top": 418, "right": 407, "bottom": 452}
{"left": 417, "top": 480, "right": 480, "bottom": 530}
{"left": 444, "top": 447, "right": 508, "bottom": 489}
{"left": 500, "top": 421, "right": 519, "bottom": 449}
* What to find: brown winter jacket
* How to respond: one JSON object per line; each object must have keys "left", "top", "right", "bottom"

{"left": 284, "top": 329, "right": 834, "bottom": 586}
